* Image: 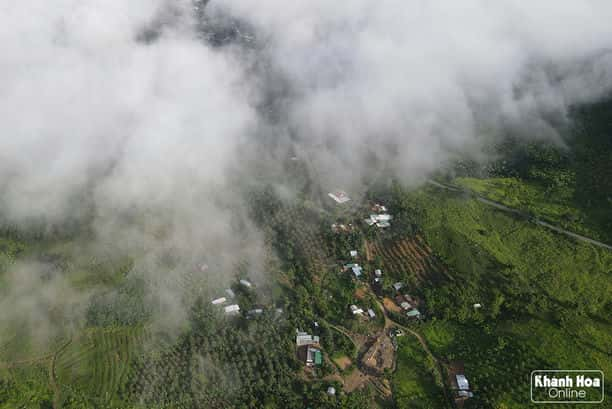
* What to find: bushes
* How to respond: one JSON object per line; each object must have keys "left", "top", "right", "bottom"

{"left": 391, "top": 184, "right": 612, "bottom": 408}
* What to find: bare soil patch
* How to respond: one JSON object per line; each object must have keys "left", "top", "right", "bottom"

{"left": 333, "top": 355, "right": 352, "bottom": 370}
{"left": 383, "top": 297, "right": 402, "bottom": 314}
{"left": 361, "top": 334, "right": 394, "bottom": 375}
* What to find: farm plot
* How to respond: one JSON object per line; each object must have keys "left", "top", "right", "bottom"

{"left": 55, "top": 326, "right": 145, "bottom": 404}
{"left": 270, "top": 206, "right": 331, "bottom": 282}
{"left": 370, "top": 235, "right": 450, "bottom": 284}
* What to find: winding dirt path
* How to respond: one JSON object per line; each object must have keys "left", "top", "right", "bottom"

{"left": 373, "top": 298, "right": 453, "bottom": 407}
{"left": 49, "top": 339, "right": 72, "bottom": 409}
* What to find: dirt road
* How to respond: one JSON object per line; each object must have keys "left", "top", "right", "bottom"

{"left": 427, "top": 179, "right": 612, "bottom": 251}
{"left": 373, "top": 298, "right": 453, "bottom": 407}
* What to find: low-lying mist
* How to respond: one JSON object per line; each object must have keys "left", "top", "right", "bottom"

{"left": 1, "top": 0, "right": 612, "bottom": 342}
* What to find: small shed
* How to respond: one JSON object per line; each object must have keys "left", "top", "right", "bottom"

{"left": 456, "top": 374, "right": 470, "bottom": 390}
{"left": 328, "top": 191, "right": 351, "bottom": 204}
{"left": 211, "top": 297, "right": 226, "bottom": 305}
{"left": 224, "top": 304, "right": 240, "bottom": 315}
{"left": 350, "top": 305, "right": 364, "bottom": 315}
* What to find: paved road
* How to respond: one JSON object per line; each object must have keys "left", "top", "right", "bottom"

{"left": 427, "top": 180, "right": 612, "bottom": 251}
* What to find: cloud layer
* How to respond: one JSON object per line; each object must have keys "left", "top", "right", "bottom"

{"left": 1, "top": 0, "right": 612, "bottom": 339}
{"left": 214, "top": 0, "right": 612, "bottom": 187}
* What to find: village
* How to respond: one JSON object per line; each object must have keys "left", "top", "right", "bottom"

{"left": 206, "top": 189, "right": 475, "bottom": 407}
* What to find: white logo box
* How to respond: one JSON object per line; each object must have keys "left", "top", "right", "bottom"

{"left": 531, "top": 370, "right": 604, "bottom": 404}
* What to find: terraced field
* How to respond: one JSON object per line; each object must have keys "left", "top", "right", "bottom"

{"left": 55, "top": 326, "right": 146, "bottom": 405}
{"left": 369, "top": 235, "right": 451, "bottom": 284}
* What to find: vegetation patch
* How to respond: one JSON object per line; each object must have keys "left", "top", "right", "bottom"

{"left": 392, "top": 335, "right": 447, "bottom": 409}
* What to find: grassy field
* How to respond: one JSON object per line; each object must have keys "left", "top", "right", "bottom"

{"left": 0, "top": 363, "right": 54, "bottom": 409}
{"left": 392, "top": 335, "right": 447, "bottom": 409}
{"left": 454, "top": 176, "right": 607, "bottom": 242}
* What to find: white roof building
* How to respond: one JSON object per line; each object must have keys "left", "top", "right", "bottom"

{"left": 296, "top": 332, "right": 320, "bottom": 346}
{"left": 367, "top": 309, "right": 376, "bottom": 318}
{"left": 350, "top": 305, "right": 364, "bottom": 315}
{"left": 456, "top": 374, "right": 470, "bottom": 390}
{"left": 365, "top": 214, "right": 393, "bottom": 228}
{"left": 400, "top": 301, "right": 412, "bottom": 310}
{"left": 239, "top": 279, "right": 252, "bottom": 288}
{"left": 350, "top": 250, "right": 358, "bottom": 257}
{"left": 364, "top": 217, "right": 377, "bottom": 226}
{"left": 224, "top": 304, "right": 240, "bottom": 315}
{"left": 211, "top": 297, "right": 227, "bottom": 305}
{"left": 328, "top": 191, "right": 351, "bottom": 204}
{"left": 374, "top": 269, "right": 382, "bottom": 277}
{"left": 327, "top": 386, "right": 336, "bottom": 396}
{"left": 393, "top": 282, "right": 404, "bottom": 291}
{"left": 457, "top": 390, "right": 474, "bottom": 398}
{"left": 351, "top": 264, "right": 363, "bottom": 278}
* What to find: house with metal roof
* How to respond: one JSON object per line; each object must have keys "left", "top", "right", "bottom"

{"left": 406, "top": 309, "right": 422, "bottom": 318}
{"left": 456, "top": 374, "right": 469, "bottom": 390}
{"left": 296, "top": 332, "right": 320, "bottom": 347}
{"left": 328, "top": 191, "right": 351, "bottom": 204}
{"left": 224, "top": 304, "right": 240, "bottom": 315}
{"left": 350, "top": 305, "right": 364, "bottom": 315}
{"left": 305, "top": 346, "right": 322, "bottom": 367}
{"left": 211, "top": 297, "right": 227, "bottom": 305}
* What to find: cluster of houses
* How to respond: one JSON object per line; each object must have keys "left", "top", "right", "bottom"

{"left": 296, "top": 331, "right": 323, "bottom": 367}
{"left": 392, "top": 282, "right": 423, "bottom": 320}
{"left": 364, "top": 203, "right": 393, "bottom": 228}
{"left": 210, "top": 279, "right": 254, "bottom": 316}
{"left": 341, "top": 252, "right": 380, "bottom": 321}
{"left": 342, "top": 249, "right": 364, "bottom": 278}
